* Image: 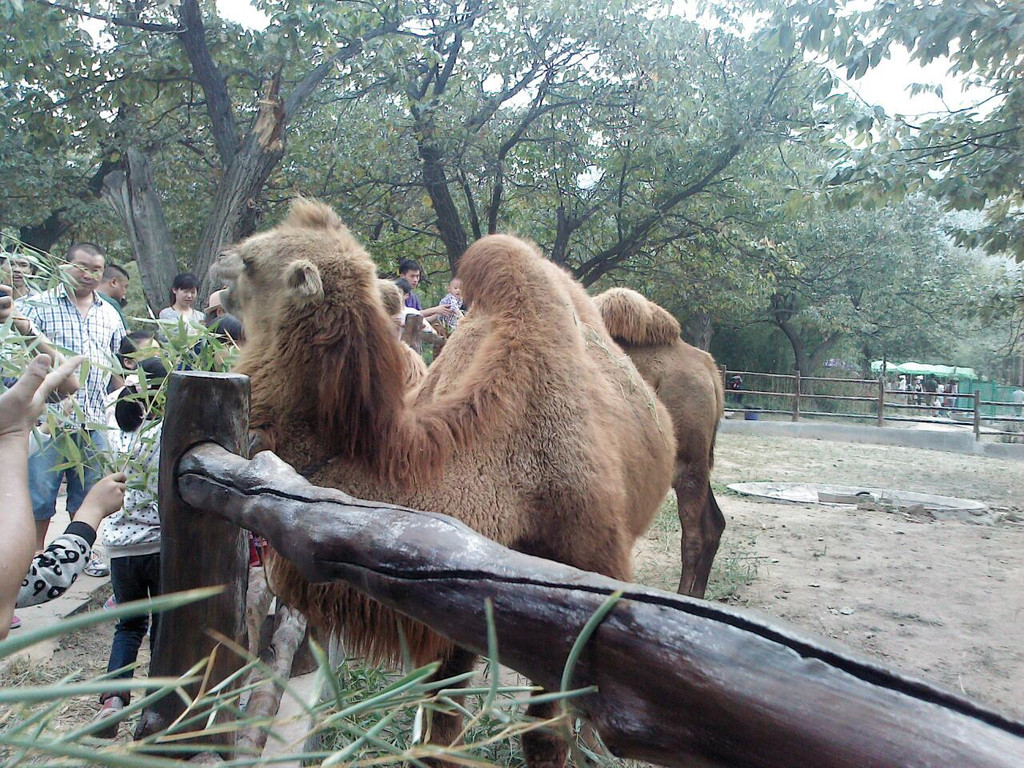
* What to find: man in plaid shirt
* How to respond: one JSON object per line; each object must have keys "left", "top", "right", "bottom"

{"left": 21, "top": 243, "right": 127, "bottom": 553}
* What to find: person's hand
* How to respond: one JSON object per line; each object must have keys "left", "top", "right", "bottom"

{"left": 0, "top": 286, "right": 29, "bottom": 334}
{"left": 440, "top": 304, "right": 457, "bottom": 319}
{"left": 82, "top": 472, "right": 128, "bottom": 517}
{"left": 71, "top": 472, "right": 127, "bottom": 530}
{"left": 0, "top": 354, "right": 85, "bottom": 442}
{"left": 0, "top": 284, "right": 13, "bottom": 323}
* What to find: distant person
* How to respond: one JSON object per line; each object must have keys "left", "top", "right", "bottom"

{"left": 94, "top": 357, "right": 169, "bottom": 737}
{"left": 913, "top": 376, "right": 924, "bottom": 406}
{"left": 96, "top": 264, "right": 130, "bottom": 324}
{"left": 21, "top": 242, "right": 126, "bottom": 565}
{"left": 726, "top": 375, "right": 743, "bottom": 407}
{"left": 437, "top": 276, "right": 465, "bottom": 335}
{"left": 923, "top": 374, "right": 939, "bottom": 415}
{"left": 394, "top": 277, "right": 438, "bottom": 338}
{"left": 1, "top": 251, "right": 35, "bottom": 300}
{"left": 944, "top": 379, "right": 959, "bottom": 415}
{"left": 205, "top": 289, "right": 227, "bottom": 321}
{"left": 107, "top": 331, "right": 161, "bottom": 454}
{"left": 158, "top": 273, "right": 206, "bottom": 327}
{"left": 397, "top": 258, "right": 456, "bottom": 324}
{"left": 1013, "top": 387, "right": 1024, "bottom": 418}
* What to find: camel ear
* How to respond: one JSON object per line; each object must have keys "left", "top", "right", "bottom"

{"left": 286, "top": 259, "right": 323, "bottom": 301}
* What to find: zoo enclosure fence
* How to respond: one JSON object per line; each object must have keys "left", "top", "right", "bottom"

{"left": 138, "top": 371, "right": 1024, "bottom": 767}
{"left": 722, "top": 368, "right": 1024, "bottom": 441}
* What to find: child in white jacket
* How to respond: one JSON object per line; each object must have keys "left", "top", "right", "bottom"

{"left": 94, "top": 356, "right": 167, "bottom": 738}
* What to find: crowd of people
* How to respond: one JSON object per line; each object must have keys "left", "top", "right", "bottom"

{"left": 0, "top": 243, "right": 248, "bottom": 736}
{"left": 892, "top": 373, "right": 961, "bottom": 418}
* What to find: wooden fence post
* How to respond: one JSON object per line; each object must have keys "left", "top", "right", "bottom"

{"left": 792, "top": 370, "right": 800, "bottom": 422}
{"left": 137, "top": 371, "right": 251, "bottom": 748}
{"left": 877, "top": 378, "right": 885, "bottom": 427}
{"left": 974, "top": 390, "right": 982, "bottom": 441}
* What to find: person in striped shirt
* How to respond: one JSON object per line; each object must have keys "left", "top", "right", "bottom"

{"left": 21, "top": 243, "right": 127, "bottom": 553}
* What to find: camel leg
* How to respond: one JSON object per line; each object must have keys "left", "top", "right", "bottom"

{"left": 523, "top": 696, "right": 569, "bottom": 768}
{"left": 677, "top": 478, "right": 725, "bottom": 598}
{"left": 424, "top": 645, "right": 478, "bottom": 768}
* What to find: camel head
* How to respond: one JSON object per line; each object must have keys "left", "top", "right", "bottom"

{"left": 215, "top": 199, "right": 342, "bottom": 338}
{"left": 215, "top": 197, "right": 407, "bottom": 466}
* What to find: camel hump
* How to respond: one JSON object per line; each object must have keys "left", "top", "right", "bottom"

{"left": 458, "top": 234, "right": 555, "bottom": 314}
{"left": 594, "top": 287, "right": 681, "bottom": 346}
{"left": 283, "top": 196, "right": 345, "bottom": 232}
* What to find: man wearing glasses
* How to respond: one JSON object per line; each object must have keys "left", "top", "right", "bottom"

{"left": 20, "top": 243, "right": 127, "bottom": 567}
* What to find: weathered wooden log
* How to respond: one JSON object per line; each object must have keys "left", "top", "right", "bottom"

{"left": 177, "top": 443, "right": 1024, "bottom": 768}
{"left": 235, "top": 605, "right": 308, "bottom": 756}
{"left": 138, "top": 372, "right": 250, "bottom": 746}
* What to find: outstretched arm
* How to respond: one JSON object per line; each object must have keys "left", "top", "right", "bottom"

{"left": 421, "top": 303, "right": 457, "bottom": 322}
{"left": 16, "top": 473, "right": 126, "bottom": 608}
{"left": 0, "top": 354, "right": 85, "bottom": 639}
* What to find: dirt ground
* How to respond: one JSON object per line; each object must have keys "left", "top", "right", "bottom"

{"left": 633, "top": 431, "right": 1024, "bottom": 722}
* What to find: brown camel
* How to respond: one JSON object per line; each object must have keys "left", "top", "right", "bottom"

{"left": 594, "top": 287, "right": 725, "bottom": 598}
{"left": 217, "top": 198, "right": 675, "bottom": 768}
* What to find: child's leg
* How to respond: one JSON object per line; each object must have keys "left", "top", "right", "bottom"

{"left": 141, "top": 552, "right": 162, "bottom": 653}
{"left": 103, "top": 555, "right": 151, "bottom": 704}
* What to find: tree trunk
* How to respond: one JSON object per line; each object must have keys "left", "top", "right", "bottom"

{"left": 101, "top": 149, "right": 179, "bottom": 312}
{"left": 416, "top": 134, "right": 468, "bottom": 274}
{"left": 194, "top": 86, "right": 287, "bottom": 296}
{"left": 684, "top": 312, "right": 713, "bottom": 351}
{"left": 551, "top": 205, "right": 573, "bottom": 267}
{"left": 773, "top": 316, "right": 808, "bottom": 374}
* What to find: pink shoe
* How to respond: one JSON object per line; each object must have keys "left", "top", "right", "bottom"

{"left": 93, "top": 695, "right": 125, "bottom": 739}
{"left": 9, "top": 615, "right": 21, "bottom": 630}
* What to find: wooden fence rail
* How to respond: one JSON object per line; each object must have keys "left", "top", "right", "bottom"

{"left": 146, "top": 372, "right": 1024, "bottom": 766}
{"left": 724, "top": 369, "right": 1024, "bottom": 440}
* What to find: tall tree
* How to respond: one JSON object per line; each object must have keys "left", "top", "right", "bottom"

{"left": 2, "top": 0, "right": 404, "bottom": 307}
{"left": 763, "top": 0, "right": 1024, "bottom": 261}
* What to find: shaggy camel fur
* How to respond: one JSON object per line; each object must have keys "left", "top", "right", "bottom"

{"left": 594, "top": 288, "right": 725, "bottom": 598}
{"left": 217, "top": 198, "right": 675, "bottom": 768}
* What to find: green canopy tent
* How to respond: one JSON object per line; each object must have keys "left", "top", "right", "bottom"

{"left": 870, "top": 361, "right": 979, "bottom": 380}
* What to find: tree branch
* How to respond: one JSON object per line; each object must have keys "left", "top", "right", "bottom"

{"left": 29, "top": 0, "right": 180, "bottom": 32}
{"left": 176, "top": 0, "right": 239, "bottom": 166}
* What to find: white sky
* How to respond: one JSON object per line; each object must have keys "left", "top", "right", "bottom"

{"left": 833, "top": 45, "right": 989, "bottom": 118}
{"left": 218, "top": 0, "right": 268, "bottom": 28}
